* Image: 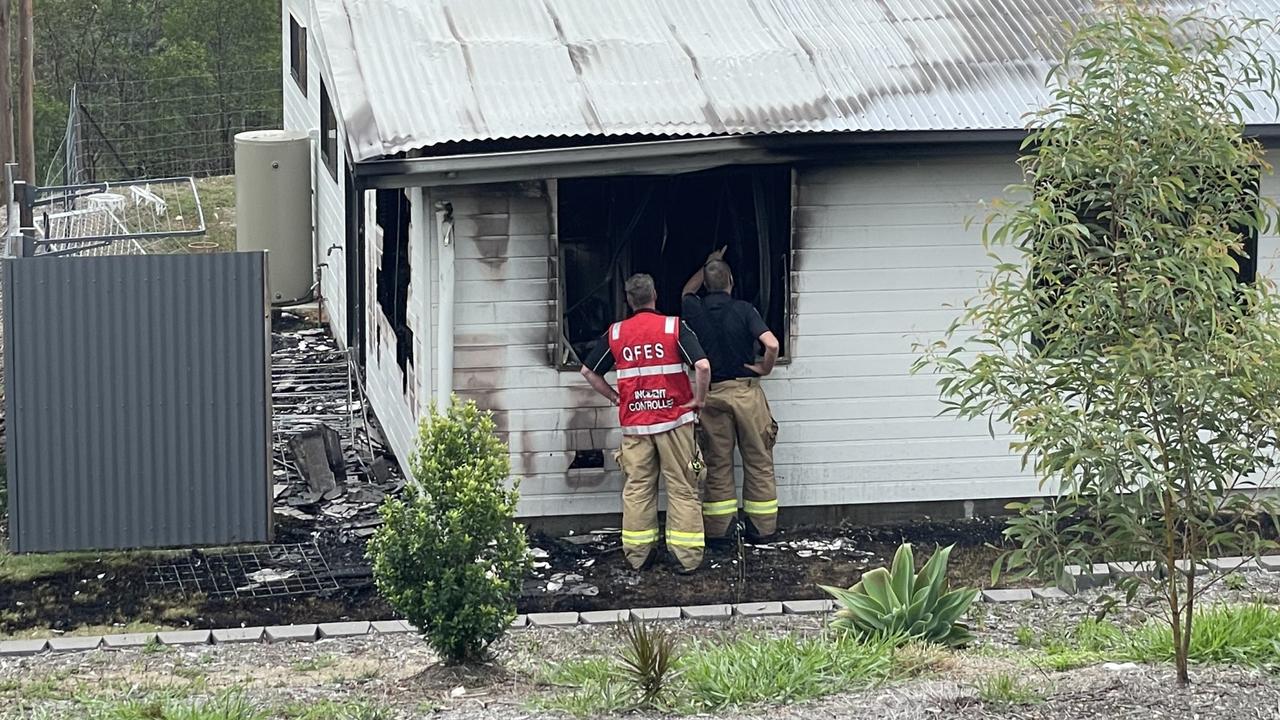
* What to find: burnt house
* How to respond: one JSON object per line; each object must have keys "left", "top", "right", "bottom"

{"left": 281, "top": 0, "right": 1280, "bottom": 519}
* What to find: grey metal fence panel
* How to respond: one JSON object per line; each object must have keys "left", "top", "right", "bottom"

{"left": 4, "top": 252, "right": 271, "bottom": 552}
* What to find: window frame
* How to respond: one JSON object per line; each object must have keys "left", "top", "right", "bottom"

{"left": 289, "top": 15, "right": 308, "bottom": 97}
{"left": 319, "top": 80, "right": 338, "bottom": 181}
{"left": 550, "top": 166, "right": 796, "bottom": 371}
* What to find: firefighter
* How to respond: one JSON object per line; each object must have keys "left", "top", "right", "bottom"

{"left": 682, "top": 250, "right": 782, "bottom": 541}
{"left": 580, "top": 273, "right": 712, "bottom": 573}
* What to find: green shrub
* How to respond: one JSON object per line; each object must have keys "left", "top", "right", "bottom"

{"left": 821, "top": 543, "right": 978, "bottom": 647}
{"left": 367, "top": 398, "right": 530, "bottom": 664}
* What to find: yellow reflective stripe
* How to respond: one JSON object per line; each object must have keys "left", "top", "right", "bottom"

{"left": 702, "top": 499, "right": 738, "bottom": 516}
{"left": 666, "top": 529, "right": 705, "bottom": 547}
{"left": 622, "top": 529, "right": 658, "bottom": 545}
{"left": 665, "top": 527, "right": 706, "bottom": 543}
{"left": 744, "top": 499, "right": 778, "bottom": 515}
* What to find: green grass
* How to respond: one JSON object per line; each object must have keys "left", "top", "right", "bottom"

{"left": 536, "top": 632, "right": 908, "bottom": 716}
{"left": 86, "top": 690, "right": 266, "bottom": 720}
{"left": 0, "top": 550, "right": 104, "bottom": 583}
{"left": 275, "top": 699, "right": 393, "bottom": 720}
{"left": 1116, "top": 603, "right": 1280, "bottom": 668}
{"left": 535, "top": 659, "right": 633, "bottom": 716}
{"left": 679, "top": 634, "right": 898, "bottom": 710}
{"left": 195, "top": 175, "right": 237, "bottom": 252}
{"left": 1036, "top": 648, "right": 1106, "bottom": 672}
{"left": 1014, "top": 626, "right": 1037, "bottom": 647}
{"left": 974, "top": 672, "right": 1044, "bottom": 707}
{"left": 1040, "top": 603, "right": 1280, "bottom": 672}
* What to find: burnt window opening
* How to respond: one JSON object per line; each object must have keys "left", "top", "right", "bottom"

{"left": 376, "top": 189, "right": 414, "bottom": 390}
{"left": 557, "top": 165, "right": 792, "bottom": 366}
{"left": 319, "top": 81, "right": 337, "bottom": 181}
{"left": 569, "top": 449, "right": 605, "bottom": 470}
{"left": 289, "top": 16, "right": 307, "bottom": 96}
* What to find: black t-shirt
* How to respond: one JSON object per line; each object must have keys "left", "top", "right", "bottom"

{"left": 582, "top": 309, "right": 707, "bottom": 375}
{"left": 681, "top": 292, "right": 770, "bottom": 383}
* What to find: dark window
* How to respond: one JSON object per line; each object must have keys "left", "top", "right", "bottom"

{"left": 1225, "top": 168, "right": 1260, "bottom": 285}
{"left": 376, "top": 189, "right": 413, "bottom": 389}
{"left": 319, "top": 81, "right": 337, "bottom": 181}
{"left": 289, "top": 16, "right": 308, "bottom": 96}
{"left": 557, "top": 165, "right": 792, "bottom": 365}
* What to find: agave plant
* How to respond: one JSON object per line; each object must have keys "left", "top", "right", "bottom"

{"left": 821, "top": 543, "right": 978, "bottom": 647}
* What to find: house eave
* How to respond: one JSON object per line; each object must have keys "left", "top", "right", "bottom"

{"left": 352, "top": 126, "right": 1280, "bottom": 190}
{"left": 351, "top": 130, "right": 1026, "bottom": 190}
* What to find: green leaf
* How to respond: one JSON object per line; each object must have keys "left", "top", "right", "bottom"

{"left": 889, "top": 543, "right": 916, "bottom": 604}
{"left": 859, "top": 569, "right": 896, "bottom": 610}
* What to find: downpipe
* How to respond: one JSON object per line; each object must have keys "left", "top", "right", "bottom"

{"left": 435, "top": 202, "right": 455, "bottom": 412}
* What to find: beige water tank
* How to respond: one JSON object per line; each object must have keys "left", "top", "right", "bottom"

{"left": 235, "top": 129, "right": 314, "bottom": 304}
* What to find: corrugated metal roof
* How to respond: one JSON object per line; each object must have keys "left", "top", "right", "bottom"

{"left": 313, "top": 0, "right": 1280, "bottom": 162}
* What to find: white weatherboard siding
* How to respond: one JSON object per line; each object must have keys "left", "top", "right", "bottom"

{"left": 377, "top": 149, "right": 1038, "bottom": 517}
{"left": 1261, "top": 163, "right": 1280, "bottom": 284}
{"left": 282, "top": 0, "right": 347, "bottom": 345}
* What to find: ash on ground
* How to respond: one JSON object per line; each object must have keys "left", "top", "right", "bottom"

{"left": 270, "top": 311, "right": 405, "bottom": 546}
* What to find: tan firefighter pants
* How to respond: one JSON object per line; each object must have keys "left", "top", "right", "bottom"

{"left": 699, "top": 378, "right": 779, "bottom": 539}
{"left": 617, "top": 422, "right": 704, "bottom": 571}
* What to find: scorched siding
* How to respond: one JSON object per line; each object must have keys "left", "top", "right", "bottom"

{"left": 362, "top": 188, "right": 430, "bottom": 469}
{"left": 418, "top": 147, "right": 1049, "bottom": 517}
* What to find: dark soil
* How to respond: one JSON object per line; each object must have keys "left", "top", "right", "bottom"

{"left": 0, "top": 517, "right": 1024, "bottom": 636}
{"left": 519, "top": 517, "right": 1020, "bottom": 613}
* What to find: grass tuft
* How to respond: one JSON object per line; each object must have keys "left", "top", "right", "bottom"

{"left": 974, "top": 672, "right": 1044, "bottom": 707}
{"left": 534, "top": 659, "right": 632, "bottom": 717}
{"left": 1038, "top": 603, "right": 1280, "bottom": 672}
{"left": 88, "top": 690, "right": 266, "bottom": 720}
{"left": 537, "top": 632, "right": 901, "bottom": 716}
{"left": 1015, "top": 625, "right": 1037, "bottom": 647}
{"left": 679, "top": 633, "right": 896, "bottom": 710}
{"left": 1118, "top": 603, "right": 1280, "bottom": 669}
{"left": 277, "top": 699, "right": 393, "bottom": 720}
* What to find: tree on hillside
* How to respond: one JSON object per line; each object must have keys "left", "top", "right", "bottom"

{"left": 32, "top": 0, "right": 280, "bottom": 180}
{"left": 916, "top": 1, "right": 1280, "bottom": 685}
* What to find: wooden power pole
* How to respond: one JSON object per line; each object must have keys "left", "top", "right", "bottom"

{"left": 0, "top": 0, "right": 13, "bottom": 205}
{"left": 17, "top": 0, "right": 32, "bottom": 186}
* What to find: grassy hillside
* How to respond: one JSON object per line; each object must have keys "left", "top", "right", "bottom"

{"left": 196, "top": 176, "right": 237, "bottom": 252}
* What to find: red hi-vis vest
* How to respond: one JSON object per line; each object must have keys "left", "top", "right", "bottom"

{"left": 608, "top": 312, "right": 696, "bottom": 436}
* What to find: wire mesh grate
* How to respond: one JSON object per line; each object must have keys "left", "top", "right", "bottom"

{"left": 144, "top": 541, "right": 341, "bottom": 599}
